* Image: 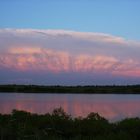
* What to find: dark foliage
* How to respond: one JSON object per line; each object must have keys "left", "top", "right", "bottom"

{"left": 0, "top": 84, "right": 140, "bottom": 93}
{"left": 0, "top": 108, "right": 140, "bottom": 140}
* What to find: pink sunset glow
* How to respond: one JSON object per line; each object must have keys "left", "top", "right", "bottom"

{"left": 1, "top": 94, "right": 140, "bottom": 121}
{"left": 0, "top": 29, "right": 140, "bottom": 84}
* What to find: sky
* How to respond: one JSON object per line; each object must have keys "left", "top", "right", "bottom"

{"left": 0, "top": 0, "right": 140, "bottom": 85}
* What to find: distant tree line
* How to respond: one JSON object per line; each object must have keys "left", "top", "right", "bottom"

{"left": 0, "top": 108, "right": 140, "bottom": 140}
{"left": 0, "top": 84, "right": 140, "bottom": 93}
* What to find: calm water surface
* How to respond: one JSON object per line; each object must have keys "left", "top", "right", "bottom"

{"left": 0, "top": 93, "right": 140, "bottom": 121}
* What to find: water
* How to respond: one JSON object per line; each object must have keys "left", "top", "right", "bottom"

{"left": 0, "top": 93, "right": 140, "bottom": 121}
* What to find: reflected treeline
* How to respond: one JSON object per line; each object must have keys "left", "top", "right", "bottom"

{"left": 1, "top": 84, "right": 140, "bottom": 93}
{"left": 0, "top": 108, "right": 140, "bottom": 140}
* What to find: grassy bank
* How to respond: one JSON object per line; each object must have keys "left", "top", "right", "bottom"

{"left": 0, "top": 84, "right": 140, "bottom": 93}
{"left": 0, "top": 108, "right": 140, "bottom": 140}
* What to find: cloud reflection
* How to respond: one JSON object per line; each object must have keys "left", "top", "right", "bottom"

{"left": 1, "top": 94, "right": 140, "bottom": 121}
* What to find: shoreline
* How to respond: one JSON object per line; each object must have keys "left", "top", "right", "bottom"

{"left": 0, "top": 84, "right": 140, "bottom": 93}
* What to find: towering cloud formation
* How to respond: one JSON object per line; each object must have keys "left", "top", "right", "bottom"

{"left": 0, "top": 29, "right": 140, "bottom": 84}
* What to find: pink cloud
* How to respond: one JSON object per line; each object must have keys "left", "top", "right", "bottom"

{"left": 0, "top": 29, "right": 140, "bottom": 84}
{"left": 0, "top": 46, "right": 140, "bottom": 77}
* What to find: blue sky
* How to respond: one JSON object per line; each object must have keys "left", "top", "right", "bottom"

{"left": 0, "top": 0, "right": 140, "bottom": 40}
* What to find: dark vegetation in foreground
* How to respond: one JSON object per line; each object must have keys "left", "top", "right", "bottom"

{"left": 0, "top": 108, "right": 140, "bottom": 140}
{"left": 1, "top": 84, "right": 140, "bottom": 93}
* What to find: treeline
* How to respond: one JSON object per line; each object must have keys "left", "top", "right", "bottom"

{"left": 0, "top": 108, "right": 140, "bottom": 140}
{"left": 0, "top": 84, "right": 140, "bottom": 93}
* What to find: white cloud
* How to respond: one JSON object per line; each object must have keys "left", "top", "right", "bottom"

{"left": 0, "top": 28, "right": 140, "bottom": 82}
